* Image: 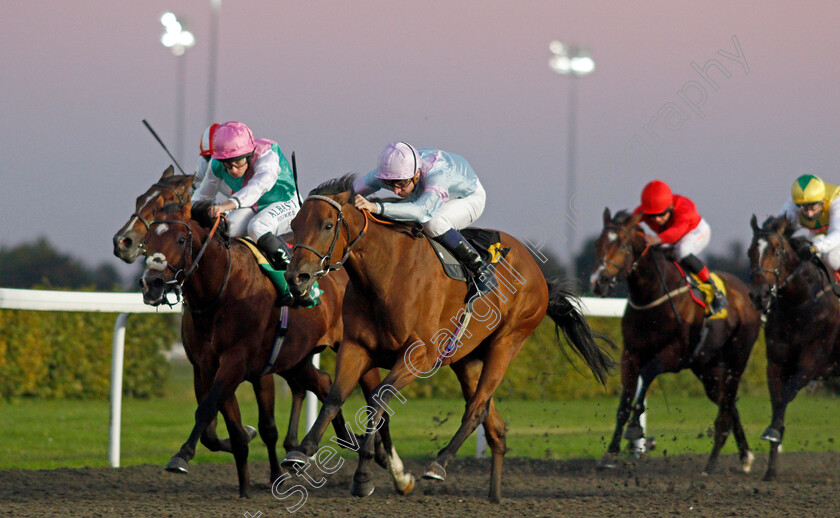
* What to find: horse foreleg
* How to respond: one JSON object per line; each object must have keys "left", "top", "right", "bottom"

{"left": 351, "top": 361, "right": 416, "bottom": 499}
{"left": 292, "top": 357, "right": 358, "bottom": 453}
{"left": 451, "top": 358, "right": 506, "bottom": 503}
{"left": 358, "top": 367, "right": 413, "bottom": 495}
{"left": 191, "top": 364, "right": 233, "bottom": 454}
{"left": 251, "top": 374, "right": 281, "bottom": 483}
{"left": 168, "top": 350, "right": 250, "bottom": 497}
{"left": 281, "top": 342, "right": 371, "bottom": 468}
{"left": 624, "top": 357, "right": 663, "bottom": 442}
{"left": 282, "top": 376, "right": 306, "bottom": 453}
{"left": 598, "top": 351, "right": 640, "bottom": 469}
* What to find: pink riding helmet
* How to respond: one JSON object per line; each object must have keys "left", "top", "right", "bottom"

{"left": 374, "top": 141, "right": 420, "bottom": 180}
{"left": 211, "top": 121, "right": 256, "bottom": 160}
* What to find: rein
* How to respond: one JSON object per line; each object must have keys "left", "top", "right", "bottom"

{"left": 292, "top": 195, "right": 369, "bottom": 279}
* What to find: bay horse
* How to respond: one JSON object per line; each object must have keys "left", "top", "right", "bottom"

{"left": 748, "top": 214, "right": 840, "bottom": 480}
{"left": 138, "top": 200, "right": 412, "bottom": 497}
{"left": 590, "top": 208, "right": 761, "bottom": 474}
{"left": 281, "top": 175, "right": 614, "bottom": 502}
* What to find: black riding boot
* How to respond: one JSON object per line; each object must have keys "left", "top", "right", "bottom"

{"left": 434, "top": 230, "right": 498, "bottom": 296}
{"left": 257, "top": 232, "right": 292, "bottom": 271}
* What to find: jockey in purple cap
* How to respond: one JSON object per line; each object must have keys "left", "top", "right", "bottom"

{"left": 192, "top": 121, "right": 298, "bottom": 271}
{"left": 353, "top": 142, "right": 498, "bottom": 295}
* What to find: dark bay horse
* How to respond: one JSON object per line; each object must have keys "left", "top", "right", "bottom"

{"left": 138, "top": 202, "right": 412, "bottom": 497}
{"left": 591, "top": 209, "right": 761, "bottom": 474}
{"left": 748, "top": 215, "right": 840, "bottom": 480}
{"left": 281, "top": 175, "right": 614, "bottom": 502}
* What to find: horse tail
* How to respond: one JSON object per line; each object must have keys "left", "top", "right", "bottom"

{"left": 545, "top": 276, "right": 616, "bottom": 385}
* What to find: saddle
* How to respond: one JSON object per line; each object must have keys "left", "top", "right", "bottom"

{"left": 235, "top": 237, "right": 322, "bottom": 306}
{"left": 673, "top": 262, "right": 728, "bottom": 320}
{"left": 427, "top": 228, "right": 510, "bottom": 282}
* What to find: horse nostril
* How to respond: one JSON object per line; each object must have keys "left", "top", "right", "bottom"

{"left": 122, "top": 237, "right": 133, "bottom": 249}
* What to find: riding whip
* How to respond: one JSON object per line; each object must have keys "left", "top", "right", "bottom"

{"left": 142, "top": 119, "right": 187, "bottom": 175}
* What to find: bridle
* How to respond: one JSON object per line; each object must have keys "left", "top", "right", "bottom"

{"left": 596, "top": 224, "right": 646, "bottom": 287}
{"left": 750, "top": 230, "right": 792, "bottom": 308}
{"left": 133, "top": 182, "right": 189, "bottom": 231}
{"left": 145, "top": 216, "right": 230, "bottom": 312}
{"left": 291, "top": 195, "right": 369, "bottom": 280}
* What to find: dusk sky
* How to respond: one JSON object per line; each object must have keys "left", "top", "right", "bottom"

{"left": 3, "top": 1, "right": 838, "bottom": 283}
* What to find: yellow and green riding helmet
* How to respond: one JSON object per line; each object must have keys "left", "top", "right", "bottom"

{"left": 791, "top": 174, "right": 826, "bottom": 205}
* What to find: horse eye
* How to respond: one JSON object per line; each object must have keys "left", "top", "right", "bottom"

{"left": 325, "top": 222, "right": 334, "bottom": 231}
{"left": 178, "top": 236, "right": 186, "bottom": 245}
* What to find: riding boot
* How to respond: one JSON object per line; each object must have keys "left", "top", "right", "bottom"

{"left": 256, "top": 232, "right": 292, "bottom": 271}
{"left": 708, "top": 278, "right": 728, "bottom": 315}
{"left": 433, "top": 229, "right": 498, "bottom": 295}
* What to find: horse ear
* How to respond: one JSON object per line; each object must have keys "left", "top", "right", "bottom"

{"left": 750, "top": 214, "right": 759, "bottom": 233}
{"left": 603, "top": 207, "right": 611, "bottom": 226}
{"left": 335, "top": 191, "right": 352, "bottom": 206}
{"left": 184, "top": 175, "right": 195, "bottom": 191}
{"left": 777, "top": 216, "right": 788, "bottom": 235}
{"left": 160, "top": 165, "right": 175, "bottom": 179}
{"left": 630, "top": 212, "right": 643, "bottom": 226}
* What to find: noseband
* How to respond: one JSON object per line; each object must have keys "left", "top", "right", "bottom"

{"left": 597, "top": 225, "right": 645, "bottom": 285}
{"left": 292, "top": 195, "right": 369, "bottom": 279}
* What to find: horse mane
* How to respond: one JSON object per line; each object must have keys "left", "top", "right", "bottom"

{"left": 761, "top": 215, "right": 795, "bottom": 239}
{"left": 309, "top": 173, "right": 357, "bottom": 197}
{"left": 190, "top": 200, "right": 230, "bottom": 243}
{"left": 612, "top": 209, "right": 635, "bottom": 225}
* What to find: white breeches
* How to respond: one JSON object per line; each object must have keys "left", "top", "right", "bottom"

{"left": 819, "top": 244, "right": 840, "bottom": 271}
{"left": 673, "top": 218, "right": 711, "bottom": 260}
{"left": 422, "top": 182, "right": 487, "bottom": 237}
{"left": 225, "top": 198, "right": 300, "bottom": 241}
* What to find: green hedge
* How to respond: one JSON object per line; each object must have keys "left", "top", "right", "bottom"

{"left": 0, "top": 309, "right": 175, "bottom": 399}
{"left": 317, "top": 316, "right": 771, "bottom": 401}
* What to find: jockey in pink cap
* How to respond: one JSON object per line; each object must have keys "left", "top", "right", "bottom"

{"left": 353, "top": 141, "right": 497, "bottom": 295}
{"left": 191, "top": 121, "right": 299, "bottom": 273}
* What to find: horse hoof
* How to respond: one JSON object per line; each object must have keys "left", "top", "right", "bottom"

{"left": 422, "top": 461, "right": 446, "bottom": 481}
{"left": 281, "top": 450, "right": 310, "bottom": 469}
{"left": 394, "top": 473, "right": 415, "bottom": 496}
{"left": 596, "top": 454, "right": 619, "bottom": 470}
{"left": 165, "top": 455, "right": 189, "bottom": 474}
{"left": 350, "top": 478, "right": 375, "bottom": 498}
{"left": 741, "top": 451, "right": 755, "bottom": 474}
{"left": 244, "top": 425, "right": 258, "bottom": 443}
{"left": 762, "top": 470, "right": 777, "bottom": 482}
{"left": 623, "top": 426, "right": 644, "bottom": 441}
{"left": 760, "top": 427, "right": 782, "bottom": 443}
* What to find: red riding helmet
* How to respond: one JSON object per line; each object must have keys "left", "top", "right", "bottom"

{"left": 640, "top": 180, "right": 674, "bottom": 215}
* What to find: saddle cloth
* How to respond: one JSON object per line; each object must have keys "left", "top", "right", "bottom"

{"left": 235, "top": 237, "right": 322, "bottom": 306}
{"left": 687, "top": 271, "right": 728, "bottom": 320}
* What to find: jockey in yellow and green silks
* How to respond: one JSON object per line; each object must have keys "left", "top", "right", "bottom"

{"left": 779, "top": 174, "right": 840, "bottom": 271}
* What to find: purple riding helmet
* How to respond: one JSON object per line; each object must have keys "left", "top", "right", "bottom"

{"left": 374, "top": 141, "right": 420, "bottom": 180}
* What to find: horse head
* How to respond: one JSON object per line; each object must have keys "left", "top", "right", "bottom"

{"left": 590, "top": 208, "right": 646, "bottom": 296}
{"left": 139, "top": 202, "right": 206, "bottom": 306}
{"left": 113, "top": 166, "right": 194, "bottom": 263}
{"left": 747, "top": 214, "right": 798, "bottom": 312}
{"left": 286, "top": 175, "right": 359, "bottom": 304}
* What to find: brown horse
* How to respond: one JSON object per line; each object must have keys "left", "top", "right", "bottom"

{"left": 591, "top": 209, "right": 761, "bottom": 474}
{"left": 748, "top": 215, "right": 840, "bottom": 480}
{"left": 138, "top": 201, "right": 412, "bottom": 497}
{"left": 113, "top": 166, "right": 193, "bottom": 263}
{"left": 281, "top": 175, "right": 614, "bottom": 502}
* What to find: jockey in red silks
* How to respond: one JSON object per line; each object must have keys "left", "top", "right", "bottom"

{"left": 633, "top": 180, "right": 727, "bottom": 315}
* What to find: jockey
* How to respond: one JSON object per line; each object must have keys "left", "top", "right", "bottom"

{"left": 191, "top": 121, "right": 299, "bottom": 271}
{"left": 779, "top": 174, "right": 840, "bottom": 270}
{"left": 634, "top": 180, "right": 727, "bottom": 315}
{"left": 352, "top": 141, "right": 498, "bottom": 296}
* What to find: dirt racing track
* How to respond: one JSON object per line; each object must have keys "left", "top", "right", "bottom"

{"left": 2, "top": 452, "right": 840, "bottom": 517}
